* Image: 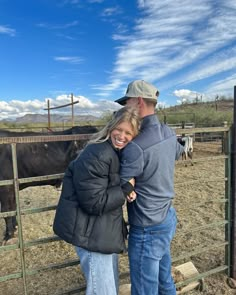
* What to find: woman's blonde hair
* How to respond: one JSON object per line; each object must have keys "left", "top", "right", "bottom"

{"left": 88, "top": 106, "right": 140, "bottom": 144}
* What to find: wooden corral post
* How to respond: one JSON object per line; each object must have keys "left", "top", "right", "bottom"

{"left": 181, "top": 121, "right": 185, "bottom": 137}
{"left": 43, "top": 96, "right": 79, "bottom": 130}
{"left": 47, "top": 99, "right": 51, "bottom": 129}
{"left": 222, "top": 121, "right": 228, "bottom": 154}
{"left": 164, "top": 115, "right": 167, "bottom": 124}
{"left": 230, "top": 85, "right": 236, "bottom": 283}
{"left": 71, "top": 93, "right": 74, "bottom": 127}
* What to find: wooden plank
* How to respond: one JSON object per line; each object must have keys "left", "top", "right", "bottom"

{"left": 119, "top": 262, "right": 201, "bottom": 295}
{"left": 120, "top": 284, "right": 131, "bottom": 295}
{"left": 174, "top": 261, "right": 200, "bottom": 294}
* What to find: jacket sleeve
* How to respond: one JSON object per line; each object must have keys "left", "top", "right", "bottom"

{"left": 72, "top": 156, "right": 125, "bottom": 216}
{"left": 120, "top": 141, "right": 144, "bottom": 184}
{"left": 59, "top": 162, "right": 77, "bottom": 201}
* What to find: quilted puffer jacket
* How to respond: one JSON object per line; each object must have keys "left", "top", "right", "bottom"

{"left": 53, "top": 140, "right": 127, "bottom": 254}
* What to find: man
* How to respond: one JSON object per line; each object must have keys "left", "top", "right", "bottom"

{"left": 115, "top": 80, "right": 184, "bottom": 295}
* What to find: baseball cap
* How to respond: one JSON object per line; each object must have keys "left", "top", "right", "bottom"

{"left": 115, "top": 80, "right": 159, "bottom": 105}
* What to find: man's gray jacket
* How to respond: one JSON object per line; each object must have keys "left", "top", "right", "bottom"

{"left": 120, "top": 114, "right": 184, "bottom": 226}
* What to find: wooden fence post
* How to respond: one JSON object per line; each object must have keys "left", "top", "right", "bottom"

{"left": 222, "top": 121, "right": 228, "bottom": 154}
{"left": 230, "top": 86, "right": 236, "bottom": 282}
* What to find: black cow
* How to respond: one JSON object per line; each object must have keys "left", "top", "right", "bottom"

{"left": 0, "top": 126, "right": 98, "bottom": 243}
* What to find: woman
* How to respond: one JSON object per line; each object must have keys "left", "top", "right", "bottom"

{"left": 53, "top": 106, "right": 140, "bottom": 295}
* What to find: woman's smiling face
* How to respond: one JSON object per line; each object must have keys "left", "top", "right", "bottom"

{"left": 110, "top": 121, "right": 135, "bottom": 149}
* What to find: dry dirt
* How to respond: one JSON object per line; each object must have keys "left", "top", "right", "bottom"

{"left": 0, "top": 141, "right": 236, "bottom": 294}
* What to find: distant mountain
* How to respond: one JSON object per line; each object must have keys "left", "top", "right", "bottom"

{"left": 2, "top": 114, "right": 99, "bottom": 124}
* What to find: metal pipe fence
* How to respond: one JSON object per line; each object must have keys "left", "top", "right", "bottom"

{"left": 0, "top": 126, "right": 233, "bottom": 294}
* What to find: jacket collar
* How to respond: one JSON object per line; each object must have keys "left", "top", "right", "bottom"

{"left": 107, "top": 138, "right": 121, "bottom": 155}
{"left": 141, "top": 114, "right": 160, "bottom": 131}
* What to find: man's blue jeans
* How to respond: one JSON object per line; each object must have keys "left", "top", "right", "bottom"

{"left": 128, "top": 207, "right": 177, "bottom": 295}
{"left": 75, "top": 246, "right": 119, "bottom": 295}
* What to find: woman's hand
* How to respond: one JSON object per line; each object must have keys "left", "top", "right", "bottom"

{"left": 127, "top": 191, "right": 136, "bottom": 203}
{"left": 129, "top": 178, "right": 135, "bottom": 186}
{"left": 126, "top": 178, "right": 136, "bottom": 202}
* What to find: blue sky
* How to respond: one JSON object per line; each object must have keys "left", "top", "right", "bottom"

{"left": 0, "top": 0, "right": 236, "bottom": 120}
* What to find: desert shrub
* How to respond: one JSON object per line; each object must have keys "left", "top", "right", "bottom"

{"left": 157, "top": 99, "right": 233, "bottom": 127}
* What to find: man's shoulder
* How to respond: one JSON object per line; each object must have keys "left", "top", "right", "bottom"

{"left": 132, "top": 123, "right": 175, "bottom": 149}
{"left": 123, "top": 140, "right": 143, "bottom": 153}
{"left": 161, "top": 123, "right": 176, "bottom": 137}
{"left": 121, "top": 140, "right": 143, "bottom": 163}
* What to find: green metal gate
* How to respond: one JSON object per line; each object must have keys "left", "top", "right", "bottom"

{"left": 0, "top": 126, "right": 233, "bottom": 294}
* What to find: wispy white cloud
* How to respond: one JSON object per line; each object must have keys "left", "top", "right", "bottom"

{"left": 92, "top": 79, "right": 123, "bottom": 94}
{"left": 137, "top": 0, "right": 145, "bottom": 8}
{"left": 54, "top": 56, "right": 84, "bottom": 64}
{"left": 96, "top": 0, "right": 236, "bottom": 102}
{"left": 101, "top": 6, "right": 122, "bottom": 17}
{"left": 37, "top": 21, "right": 79, "bottom": 30}
{"left": 0, "top": 25, "right": 16, "bottom": 36}
{"left": 206, "top": 74, "right": 236, "bottom": 96}
{"left": 55, "top": 33, "right": 77, "bottom": 40}
{"left": 177, "top": 47, "right": 236, "bottom": 86}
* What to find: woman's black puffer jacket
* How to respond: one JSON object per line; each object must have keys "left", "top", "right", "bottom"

{"left": 53, "top": 140, "right": 127, "bottom": 254}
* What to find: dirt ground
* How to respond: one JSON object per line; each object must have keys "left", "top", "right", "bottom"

{"left": 0, "top": 141, "right": 236, "bottom": 294}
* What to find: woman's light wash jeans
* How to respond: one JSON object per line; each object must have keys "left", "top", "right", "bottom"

{"left": 75, "top": 246, "right": 119, "bottom": 295}
{"left": 128, "top": 207, "right": 177, "bottom": 295}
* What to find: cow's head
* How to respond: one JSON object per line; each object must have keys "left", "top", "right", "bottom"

{"left": 66, "top": 125, "right": 99, "bottom": 161}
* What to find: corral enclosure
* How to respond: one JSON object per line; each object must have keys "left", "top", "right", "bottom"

{"left": 0, "top": 126, "right": 235, "bottom": 295}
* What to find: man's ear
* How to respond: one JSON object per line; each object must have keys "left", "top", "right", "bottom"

{"left": 137, "top": 97, "right": 144, "bottom": 106}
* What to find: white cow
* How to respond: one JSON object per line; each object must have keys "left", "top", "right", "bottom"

{"left": 177, "top": 136, "right": 194, "bottom": 162}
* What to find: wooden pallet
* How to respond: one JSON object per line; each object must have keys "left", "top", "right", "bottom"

{"left": 175, "top": 261, "right": 203, "bottom": 294}
{"left": 119, "top": 261, "right": 203, "bottom": 295}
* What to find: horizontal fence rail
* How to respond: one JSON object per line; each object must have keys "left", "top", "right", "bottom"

{"left": 0, "top": 133, "right": 92, "bottom": 144}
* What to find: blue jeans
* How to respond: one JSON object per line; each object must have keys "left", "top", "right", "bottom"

{"left": 75, "top": 246, "right": 119, "bottom": 295}
{"left": 128, "top": 207, "right": 177, "bottom": 295}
